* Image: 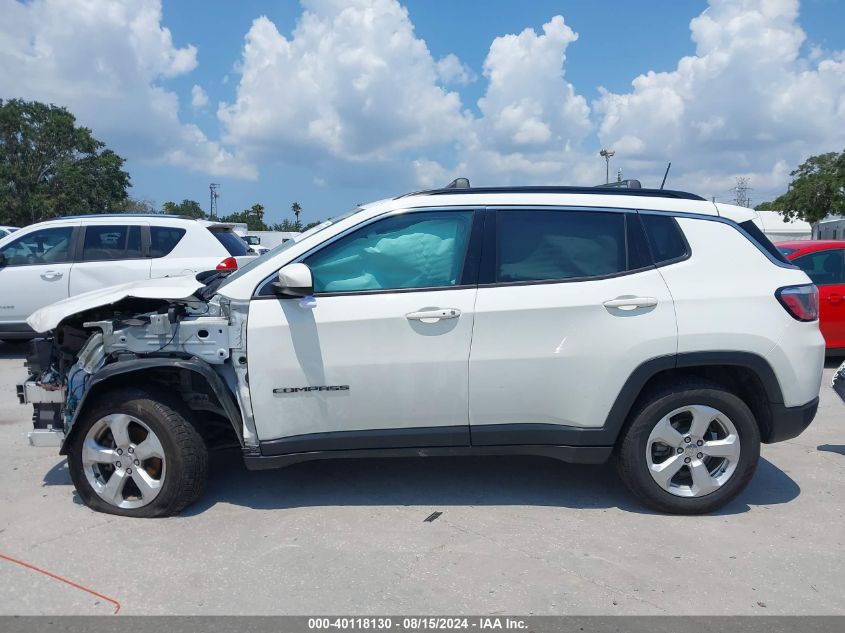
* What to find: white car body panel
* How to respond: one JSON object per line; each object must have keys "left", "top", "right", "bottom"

{"left": 247, "top": 289, "right": 477, "bottom": 441}
{"left": 659, "top": 217, "right": 824, "bottom": 406}
{"left": 469, "top": 269, "right": 677, "bottom": 430}
{"left": 27, "top": 276, "right": 204, "bottom": 333}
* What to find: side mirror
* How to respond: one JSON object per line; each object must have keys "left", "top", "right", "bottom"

{"left": 272, "top": 263, "right": 314, "bottom": 298}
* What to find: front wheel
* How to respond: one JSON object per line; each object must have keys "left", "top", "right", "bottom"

{"left": 67, "top": 388, "right": 208, "bottom": 517}
{"left": 616, "top": 382, "right": 760, "bottom": 514}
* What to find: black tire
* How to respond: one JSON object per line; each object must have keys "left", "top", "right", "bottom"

{"left": 67, "top": 387, "right": 208, "bottom": 517}
{"left": 616, "top": 381, "right": 761, "bottom": 514}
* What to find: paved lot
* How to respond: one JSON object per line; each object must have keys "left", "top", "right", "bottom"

{"left": 0, "top": 340, "right": 843, "bottom": 615}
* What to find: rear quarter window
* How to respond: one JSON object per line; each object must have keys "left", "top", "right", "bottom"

{"left": 738, "top": 220, "right": 793, "bottom": 265}
{"left": 150, "top": 227, "right": 186, "bottom": 258}
{"left": 640, "top": 214, "right": 689, "bottom": 265}
{"left": 210, "top": 229, "right": 249, "bottom": 256}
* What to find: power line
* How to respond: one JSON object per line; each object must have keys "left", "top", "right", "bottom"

{"left": 209, "top": 183, "right": 220, "bottom": 220}
{"left": 732, "top": 177, "right": 752, "bottom": 208}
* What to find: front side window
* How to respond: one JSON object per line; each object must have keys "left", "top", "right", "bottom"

{"left": 0, "top": 227, "right": 74, "bottom": 266}
{"left": 304, "top": 211, "right": 474, "bottom": 293}
{"left": 496, "top": 210, "right": 626, "bottom": 283}
{"left": 81, "top": 225, "right": 143, "bottom": 261}
{"left": 793, "top": 249, "right": 845, "bottom": 285}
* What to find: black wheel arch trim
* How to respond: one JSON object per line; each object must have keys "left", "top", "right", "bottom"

{"left": 59, "top": 357, "right": 244, "bottom": 455}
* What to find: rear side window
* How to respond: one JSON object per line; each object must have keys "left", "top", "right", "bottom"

{"left": 150, "top": 227, "right": 186, "bottom": 258}
{"left": 792, "top": 249, "right": 845, "bottom": 285}
{"left": 496, "top": 210, "right": 626, "bottom": 282}
{"left": 81, "top": 225, "right": 142, "bottom": 262}
{"left": 739, "top": 220, "right": 792, "bottom": 265}
{"left": 210, "top": 229, "right": 249, "bottom": 256}
{"left": 640, "top": 214, "right": 688, "bottom": 264}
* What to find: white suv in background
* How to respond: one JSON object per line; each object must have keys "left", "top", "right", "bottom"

{"left": 18, "top": 182, "right": 824, "bottom": 516}
{"left": 0, "top": 215, "right": 252, "bottom": 341}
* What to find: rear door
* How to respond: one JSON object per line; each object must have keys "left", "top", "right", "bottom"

{"left": 791, "top": 247, "right": 845, "bottom": 348}
{"left": 69, "top": 223, "right": 151, "bottom": 295}
{"left": 468, "top": 208, "right": 677, "bottom": 444}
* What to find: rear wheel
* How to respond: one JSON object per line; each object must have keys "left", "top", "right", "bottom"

{"left": 616, "top": 382, "right": 760, "bottom": 514}
{"left": 67, "top": 387, "right": 207, "bottom": 517}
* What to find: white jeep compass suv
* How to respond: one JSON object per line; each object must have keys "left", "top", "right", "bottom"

{"left": 17, "top": 181, "right": 824, "bottom": 516}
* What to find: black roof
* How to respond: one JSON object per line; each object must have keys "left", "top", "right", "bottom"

{"left": 398, "top": 186, "right": 705, "bottom": 201}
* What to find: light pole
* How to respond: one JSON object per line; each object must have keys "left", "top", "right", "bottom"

{"left": 599, "top": 149, "right": 615, "bottom": 184}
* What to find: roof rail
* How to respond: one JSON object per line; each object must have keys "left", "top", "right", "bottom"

{"left": 398, "top": 185, "right": 705, "bottom": 201}
{"left": 58, "top": 213, "right": 194, "bottom": 220}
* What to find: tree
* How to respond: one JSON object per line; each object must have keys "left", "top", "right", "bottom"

{"left": 271, "top": 219, "right": 300, "bottom": 232}
{"left": 0, "top": 99, "right": 130, "bottom": 226}
{"left": 756, "top": 150, "right": 845, "bottom": 224}
{"left": 117, "top": 197, "right": 157, "bottom": 214}
{"left": 220, "top": 203, "right": 268, "bottom": 231}
{"left": 162, "top": 199, "right": 206, "bottom": 219}
{"left": 291, "top": 201, "right": 302, "bottom": 230}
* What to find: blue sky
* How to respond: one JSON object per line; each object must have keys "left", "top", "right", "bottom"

{"left": 3, "top": 0, "right": 845, "bottom": 225}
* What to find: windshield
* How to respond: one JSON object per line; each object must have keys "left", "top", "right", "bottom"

{"left": 216, "top": 206, "right": 364, "bottom": 290}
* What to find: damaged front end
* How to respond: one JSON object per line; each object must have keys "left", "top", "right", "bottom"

{"left": 18, "top": 284, "right": 256, "bottom": 454}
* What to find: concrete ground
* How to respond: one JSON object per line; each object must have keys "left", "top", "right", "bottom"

{"left": 0, "top": 340, "right": 843, "bottom": 616}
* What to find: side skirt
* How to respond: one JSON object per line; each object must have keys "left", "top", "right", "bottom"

{"left": 243, "top": 444, "right": 613, "bottom": 471}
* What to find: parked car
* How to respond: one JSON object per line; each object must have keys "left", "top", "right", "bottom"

{"left": 0, "top": 225, "right": 19, "bottom": 239}
{"left": 243, "top": 235, "right": 270, "bottom": 255}
{"left": 18, "top": 182, "right": 823, "bottom": 517}
{"left": 0, "top": 215, "right": 253, "bottom": 341}
{"left": 778, "top": 240, "right": 845, "bottom": 352}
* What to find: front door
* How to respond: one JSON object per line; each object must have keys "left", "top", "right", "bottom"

{"left": 791, "top": 247, "right": 845, "bottom": 348}
{"left": 246, "top": 209, "right": 480, "bottom": 453}
{"left": 0, "top": 225, "right": 76, "bottom": 330}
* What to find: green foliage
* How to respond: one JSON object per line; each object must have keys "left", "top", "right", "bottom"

{"left": 0, "top": 99, "right": 130, "bottom": 226}
{"left": 220, "top": 203, "right": 267, "bottom": 231}
{"left": 757, "top": 150, "right": 845, "bottom": 224}
{"left": 118, "top": 198, "right": 157, "bottom": 214}
{"left": 271, "top": 218, "right": 300, "bottom": 232}
{"left": 162, "top": 199, "right": 206, "bottom": 219}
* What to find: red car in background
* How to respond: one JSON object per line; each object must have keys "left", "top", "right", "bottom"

{"left": 779, "top": 240, "right": 845, "bottom": 352}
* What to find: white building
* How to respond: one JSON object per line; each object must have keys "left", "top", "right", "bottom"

{"left": 751, "top": 210, "right": 811, "bottom": 243}
{"left": 813, "top": 216, "right": 845, "bottom": 240}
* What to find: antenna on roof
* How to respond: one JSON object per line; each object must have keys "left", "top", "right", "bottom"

{"left": 444, "top": 177, "right": 470, "bottom": 189}
{"left": 660, "top": 162, "right": 671, "bottom": 190}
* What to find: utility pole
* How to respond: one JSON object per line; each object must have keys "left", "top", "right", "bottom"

{"left": 599, "top": 149, "right": 615, "bottom": 184}
{"left": 733, "top": 177, "right": 752, "bottom": 208}
{"left": 209, "top": 183, "right": 220, "bottom": 220}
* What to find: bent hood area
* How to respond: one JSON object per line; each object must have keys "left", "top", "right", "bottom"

{"left": 27, "top": 276, "right": 206, "bottom": 333}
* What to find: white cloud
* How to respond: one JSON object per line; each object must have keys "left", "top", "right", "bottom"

{"left": 594, "top": 0, "right": 845, "bottom": 195}
{"left": 219, "top": 0, "right": 470, "bottom": 164}
{"left": 0, "top": 0, "right": 256, "bottom": 180}
{"left": 191, "top": 84, "right": 209, "bottom": 108}
{"left": 435, "top": 53, "right": 476, "bottom": 86}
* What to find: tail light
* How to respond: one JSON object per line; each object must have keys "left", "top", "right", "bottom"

{"left": 216, "top": 256, "right": 238, "bottom": 271}
{"left": 776, "top": 284, "right": 818, "bottom": 321}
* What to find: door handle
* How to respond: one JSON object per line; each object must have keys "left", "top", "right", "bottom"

{"left": 828, "top": 294, "right": 843, "bottom": 305}
{"left": 406, "top": 308, "right": 461, "bottom": 322}
{"left": 40, "top": 271, "right": 63, "bottom": 281}
{"left": 603, "top": 296, "right": 657, "bottom": 310}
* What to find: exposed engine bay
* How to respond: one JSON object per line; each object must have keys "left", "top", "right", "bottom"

{"left": 18, "top": 287, "right": 254, "bottom": 452}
